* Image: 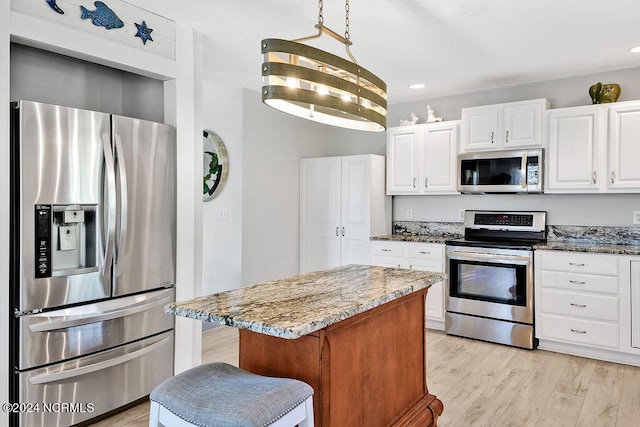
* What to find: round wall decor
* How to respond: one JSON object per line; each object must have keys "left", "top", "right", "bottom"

{"left": 203, "top": 130, "right": 228, "bottom": 201}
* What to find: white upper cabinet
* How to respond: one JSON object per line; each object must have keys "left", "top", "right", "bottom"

{"left": 461, "top": 99, "right": 549, "bottom": 152}
{"left": 387, "top": 126, "right": 420, "bottom": 194}
{"left": 387, "top": 121, "right": 460, "bottom": 195}
{"left": 545, "top": 100, "right": 640, "bottom": 194}
{"left": 608, "top": 103, "right": 640, "bottom": 191}
{"left": 545, "top": 105, "right": 605, "bottom": 193}
{"left": 419, "top": 122, "right": 459, "bottom": 194}
{"left": 300, "top": 155, "right": 391, "bottom": 274}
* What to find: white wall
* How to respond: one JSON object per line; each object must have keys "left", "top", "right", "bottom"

{"left": 202, "top": 81, "right": 244, "bottom": 293}
{"left": 393, "top": 194, "right": 640, "bottom": 226}
{"left": 241, "top": 89, "right": 328, "bottom": 285}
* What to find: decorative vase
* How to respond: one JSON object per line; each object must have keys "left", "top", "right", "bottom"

{"left": 589, "top": 82, "right": 621, "bottom": 104}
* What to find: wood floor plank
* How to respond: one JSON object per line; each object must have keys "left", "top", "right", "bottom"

{"left": 537, "top": 390, "right": 584, "bottom": 427}
{"left": 554, "top": 355, "right": 596, "bottom": 396}
{"left": 433, "top": 371, "right": 493, "bottom": 426}
{"left": 575, "top": 382, "right": 620, "bottom": 427}
{"left": 616, "top": 366, "right": 640, "bottom": 427}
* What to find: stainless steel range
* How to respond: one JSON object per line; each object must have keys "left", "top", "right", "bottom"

{"left": 444, "top": 210, "right": 546, "bottom": 349}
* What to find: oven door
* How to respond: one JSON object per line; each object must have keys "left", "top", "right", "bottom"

{"left": 446, "top": 245, "right": 533, "bottom": 324}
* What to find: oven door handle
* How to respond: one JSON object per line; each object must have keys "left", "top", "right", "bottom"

{"left": 447, "top": 251, "right": 532, "bottom": 264}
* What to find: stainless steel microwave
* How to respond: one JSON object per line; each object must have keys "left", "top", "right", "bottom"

{"left": 458, "top": 149, "right": 543, "bottom": 194}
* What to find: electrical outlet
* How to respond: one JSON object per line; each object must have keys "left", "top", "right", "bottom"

{"left": 634, "top": 211, "right": 640, "bottom": 225}
{"left": 457, "top": 209, "right": 465, "bottom": 221}
{"left": 406, "top": 208, "right": 413, "bottom": 219}
{"left": 219, "top": 208, "right": 228, "bottom": 221}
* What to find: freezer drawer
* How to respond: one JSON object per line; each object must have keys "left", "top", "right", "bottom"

{"left": 18, "top": 287, "right": 174, "bottom": 369}
{"left": 18, "top": 331, "right": 174, "bottom": 427}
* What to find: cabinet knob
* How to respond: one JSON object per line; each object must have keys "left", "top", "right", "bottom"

{"left": 413, "top": 177, "right": 416, "bottom": 188}
{"left": 611, "top": 171, "right": 616, "bottom": 184}
{"left": 341, "top": 227, "right": 345, "bottom": 237}
{"left": 490, "top": 131, "right": 494, "bottom": 143}
{"left": 505, "top": 130, "right": 509, "bottom": 143}
{"left": 424, "top": 178, "right": 428, "bottom": 188}
{"left": 592, "top": 171, "right": 598, "bottom": 184}
{"left": 336, "top": 227, "right": 339, "bottom": 236}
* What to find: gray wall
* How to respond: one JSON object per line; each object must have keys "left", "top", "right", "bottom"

{"left": 241, "top": 89, "right": 328, "bottom": 285}
{"left": 377, "top": 67, "right": 640, "bottom": 227}
{"left": 10, "top": 43, "right": 164, "bottom": 122}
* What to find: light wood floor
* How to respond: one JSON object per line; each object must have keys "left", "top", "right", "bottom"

{"left": 91, "top": 327, "right": 640, "bottom": 427}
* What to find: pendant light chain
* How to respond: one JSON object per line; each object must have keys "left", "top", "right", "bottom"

{"left": 344, "top": 0, "right": 350, "bottom": 41}
{"left": 318, "top": 0, "right": 324, "bottom": 25}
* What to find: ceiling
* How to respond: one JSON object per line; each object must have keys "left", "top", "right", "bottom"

{"left": 136, "top": 0, "right": 640, "bottom": 105}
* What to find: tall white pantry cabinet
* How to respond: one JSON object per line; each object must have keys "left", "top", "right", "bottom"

{"left": 299, "top": 155, "right": 391, "bottom": 274}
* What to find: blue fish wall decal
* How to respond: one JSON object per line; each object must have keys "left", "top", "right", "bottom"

{"left": 46, "top": 0, "right": 65, "bottom": 14}
{"left": 80, "top": 1, "right": 124, "bottom": 30}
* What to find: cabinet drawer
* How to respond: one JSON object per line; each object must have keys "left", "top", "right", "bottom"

{"left": 538, "top": 314, "right": 619, "bottom": 349}
{"left": 370, "top": 241, "right": 404, "bottom": 257}
{"left": 406, "top": 243, "right": 444, "bottom": 261}
{"left": 370, "top": 256, "right": 405, "bottom": 269}
{"left": 538, "top": 252, "right": 618, "bottom": 276}
{"left": 539, "top": 289, "right": 618, "bottom": 322}
{"left": 539, "top": 270, "right": 618, "bottom": 294}
{"left": 409, "top": 259, "right": 443, "bottom": 273}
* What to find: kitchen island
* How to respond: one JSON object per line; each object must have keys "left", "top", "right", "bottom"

{"left": 167, "top": 264, "right": 445, "bottom": 426}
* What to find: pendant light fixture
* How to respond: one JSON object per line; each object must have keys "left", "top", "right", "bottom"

{"left": 261, "top": 0, "right": 387, "bottom": 132}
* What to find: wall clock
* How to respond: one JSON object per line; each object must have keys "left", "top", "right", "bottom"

{"left": 203, "top": 130, "right": 228, "bottom": 201}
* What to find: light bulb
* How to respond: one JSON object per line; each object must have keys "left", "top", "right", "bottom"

{"left": 317, "top": 85, "right": 329, "bottom": 96}
{"left": 286, "top": 77, "right": 299, "bottom": 89}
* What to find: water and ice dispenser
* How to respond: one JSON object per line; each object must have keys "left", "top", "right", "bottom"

{"left": 34, "top": 204, "right": 98, "bottom": 278}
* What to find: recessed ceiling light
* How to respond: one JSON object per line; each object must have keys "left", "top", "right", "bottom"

{"left": 409, "top": 83, "right": 426, "bottom": 89}
{"left": 630, "top": 46, "right": 640, "bottom": 53}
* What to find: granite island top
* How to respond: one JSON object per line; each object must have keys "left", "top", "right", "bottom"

{"left": 371, "top": 234, "right": 454, "bottom": 244}
{"left": 166, "top": 264, "right": 445, "bottom": 339}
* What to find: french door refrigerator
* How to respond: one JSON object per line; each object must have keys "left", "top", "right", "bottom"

{"left": 9, "top": 100, "right": 176, "bottom": 426}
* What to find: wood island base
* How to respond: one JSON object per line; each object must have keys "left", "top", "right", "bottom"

{"left": 239, "top": 288, "right": 443, "bottom": 427}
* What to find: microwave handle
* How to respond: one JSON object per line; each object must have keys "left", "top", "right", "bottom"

{"left": 521, "top": 153, "right": 528, "bottom": 189}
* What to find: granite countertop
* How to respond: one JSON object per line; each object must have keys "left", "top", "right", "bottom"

{"left": 371, "top": 234, "right": 454, "bottom": 244}
{"left": 166, "top": 264, "right": 445, "bottom": 340}
{"left": 534, "top": 241, "right": 640, "bottom": 255}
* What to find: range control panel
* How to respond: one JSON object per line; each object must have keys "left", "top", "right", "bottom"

{"left": 34, "top": 204, "right": 51, "bottom": 278}
{"left": 474, "top": 213, "right": 533, "bottom": 227}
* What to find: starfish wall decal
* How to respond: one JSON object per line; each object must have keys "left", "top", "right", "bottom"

{"left": 135, "top": 21, "right": 154, "bottom": 45}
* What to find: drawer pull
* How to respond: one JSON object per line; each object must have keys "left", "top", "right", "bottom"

{"left": 418, "top": 251, "right": 431, "bottom": 255}
{"left": 570, "top": 303, "right": 587, "bottom": 308}
{"left": 570, "top": 329, "right": 587, "bottom": 334}
{"left": 397, "top": 264, "right": 401, "bottom": 268}
{"left": 569, "top": 280, "right": 586, "bottom": 285}
{"left": 569, "top": 262, "right": 585, "bottom": 267}
{"left": 381, "top": 249, "right": 392, "bottom": 252}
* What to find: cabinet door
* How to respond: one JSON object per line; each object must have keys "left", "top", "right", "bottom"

{"left": 387, "top": 127, "right": 419, "bottom": 194}
{"left": 299, "top": 157, "right": 342, "bottom": 273}
{"left": 502, "top": 102, "right": 543, "bottom": 148}
{"left": 461, "top": 106, "right": 498, "bottom": 151}
{"left": 406, "top": 243, "right": 445, "bottom": 326}
{"left": 608, "top": 103, "right": 640, "bottom": 191}
{"left": 419, "top": 122, "right": 459, "bottom": 194}
{"left": 545, "top": 106, "right": 604, "bottom": 193}
{"left": 341, "top": 156, "right": 372, "bottom": 265}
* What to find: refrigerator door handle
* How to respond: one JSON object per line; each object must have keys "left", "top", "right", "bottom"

{"left": 28, "top": 337, "right": 170, "bottom": 385}
{"left": 113, "top": 133, "right": 128, "bottom": 266}
{"left": 28, "top": 295, "right": 171, "bottom": 332}
{"left": 101, "top": 131, "right": 116, "bottom": 277}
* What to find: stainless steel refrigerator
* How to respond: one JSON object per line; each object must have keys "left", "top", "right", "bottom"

{"left": 9, "top": 100, "right": 176, "bottom": 426}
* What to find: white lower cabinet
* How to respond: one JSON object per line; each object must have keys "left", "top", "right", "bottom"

{"left": 535, "top": 250, "right": 640, "bottom": 366}
{"left": 371, "top": 241, "right": 445, "bottom": 329}
{"left": 536, "top": 251, "right": 619, "bottom": 349}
